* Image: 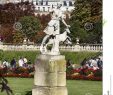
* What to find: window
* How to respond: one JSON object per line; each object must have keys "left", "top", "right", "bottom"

{"left": 52, "top": 4, "right": 54, "bottom": 8}
{"left": 38, "top": 7, "right": 40, "bottom": 11}
{"left": 36, "top": 0, "right": 38, "bottom": 5}
{"left": 43, "top": 7, "right": 45, "bottom": 12}
{"left": 48, "top": 7, "right": 50, "bottom": 12}
{"left": 46, "top": 1, "right": 48, "bottom": 5}
{"left": 66, "top": 8, "right": 68, "bottom": 11}
{"left": 69, "top": 1, "right": 73, "bottom": 6}
{"left": 39, "top": 1, "right": 43, "bottom": 5}
{"left": 63, "top": 1, "right": 67, "bottom": 6}
{"left": 36, "top": 2, "right": 38, "bottom": 5}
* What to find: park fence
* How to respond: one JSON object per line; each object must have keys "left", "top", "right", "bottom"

{"left": 0, "top": 44, "right": 102, "bottom": 52}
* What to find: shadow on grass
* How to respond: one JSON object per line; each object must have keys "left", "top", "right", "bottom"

{"left": 25, "top": 91, "right": 32, "bottom": 95}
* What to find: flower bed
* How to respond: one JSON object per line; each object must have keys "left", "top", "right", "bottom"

{"left": 66, "top": 67, "right": 102, "bottom": 81}
{"left": 0, "top": 66, "right": 102, "bottom": 81}
{"left": 66, "top": 74, "right": 102, "bottom": 81}
{"left": 2, "top": 73, "right": 34, "bottom": 78}
{"left": 0, "top": 67, "right": 34, "bottom": 78}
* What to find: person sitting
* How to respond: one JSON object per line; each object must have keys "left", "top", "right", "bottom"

{"left": 18, "top": 57, "right": 24, "bottom": 67}
{"left": 10, "top": 58, "right": 16, "bottom": 68}
{"left": 66, "top": 59, "right": 74, "bottom": 70}
{"left": 97, "top": 58, "right": 103, "bottom": 68}
{"left": 23, "top": 57, "right": 28, "bottom": 68}
{"left": 2, "top": 60, "right": 10, "bottom": 68}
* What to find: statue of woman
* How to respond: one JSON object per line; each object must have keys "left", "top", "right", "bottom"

{"left": 40, "top": 4, "right": 70, "bottom": 54}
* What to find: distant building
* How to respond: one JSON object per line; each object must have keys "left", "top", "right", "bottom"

{"left": 0, "top": 0, "right": 75, "bottom": 15}
{"left": 34, "top": 0, "right": 75, "bottom": 12}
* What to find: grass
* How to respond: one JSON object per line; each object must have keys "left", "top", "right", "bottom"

{"left": 67, "top": 80, "right": 102, "bottom": 95}
{"left": 2, "top": 51, "right": 39, "bottom": 64}
{"left": 0, "top": 78, "right": 102, "bottom": 95}
{"left": 61, "top": 52, "right": 101, "bottom": 64}
{"left": 0, "top": 51, "right": 100, "bottom": 64}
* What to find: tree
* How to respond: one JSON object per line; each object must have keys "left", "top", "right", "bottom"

{"left": 0, "top": 24, "right": 13, "bottom": 43}
{"left": 0, "top": 1, "right": 35, "bottom": 44}
{"left": 0, "top": 1, "right": 35, "bottom": 24}
{"left": 0, "top": 50, "right": 3, "bottom": 61}
{"left": 35, "top": 14, "right": 51, "bottom": 43}
{"left": 12, "top": 30, "right": 24, "bottom": 44}
{"left": 60, "top": 14, "right": 70, "bottom": 33}
{"left": 0, "top": 77, "right": 13, "bottom": 95}
{"left": 70, "top": 0, "right": 102, "bottom": 44}
{"left": 19, "top": 16, "right": 41, "bottom": 41}
{"left": 37, "top": 14, "right": 51, "bottom": 30}
{"left": 0, "top": 50, "right": 13, "bottom": 95}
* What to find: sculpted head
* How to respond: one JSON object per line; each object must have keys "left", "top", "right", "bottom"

{"left": 57, "top": 3, "right": 62, "bottom": 9}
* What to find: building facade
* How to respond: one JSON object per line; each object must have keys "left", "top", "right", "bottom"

{"left": 0, "top": 0, "right": 75, "bottom": 14}
{"left": 34, "top": 0, "right": 75, "bottom": 12}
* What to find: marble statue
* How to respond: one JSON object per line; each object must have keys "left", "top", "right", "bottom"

{"left": 33, "top": 3, "right": 69, "bottom": 95}
{"left": 40, "top": 3, "right": 71, "bottom": 55}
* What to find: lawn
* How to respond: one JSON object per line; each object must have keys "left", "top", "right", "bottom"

{"left": 0, "top": 78, "right": 102, "bottom": 95}
{"left": 0, "top": 50, "right": 101, "bottom": 64}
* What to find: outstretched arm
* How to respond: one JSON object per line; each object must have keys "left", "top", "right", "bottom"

{"left": 61, "top": 17, "right": 70, "bottom": 28}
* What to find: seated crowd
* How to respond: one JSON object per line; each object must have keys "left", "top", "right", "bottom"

{"left": 0, "top": 57, "right": 33, "bottom": 69}
{"left": 81, "top": 56, "right": 103, "bottom": 70}
{"left": 0, "top": 55, "right": 103, "bottom": 71}
{"left": 67, "top": 56, "right": 103, "bottom": 70}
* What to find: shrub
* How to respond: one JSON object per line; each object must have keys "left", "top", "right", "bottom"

{"left": 0, "top": 50, "right": 4, "bottom": 60}
{"left": 93, "top": 69, "right": 102, "bottom": 77}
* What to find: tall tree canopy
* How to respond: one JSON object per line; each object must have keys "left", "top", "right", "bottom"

{"left": 19, "top": 16, "right": 41, "bottom": 41}
{"left": 0, "top": 1, "right": 36, "bottom": 43}
{"left": 70, "top": 0, "right": 102, "bottom": 44}
{"left": 0, "top": 1, "right": 35, "bottom": 24}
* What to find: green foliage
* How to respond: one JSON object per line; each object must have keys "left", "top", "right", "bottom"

{"left": 61, "top": 52, "right": 100, "bottom": 64}
{"left": 94, "top": 69, "right": 102, "bottom": 77}
{"left": 19, "top": 16, "right": 41, "bottom": 41}
{"left": 13, "top": 31, "right": 24, "bottom": 44}
{"left": 2, "top": 51, "right": 39, "bottom": 64}
{"left": 25, "top": 91, "right": 32, "bottom": 95}
{"left": 60, "top": 14, "right": 70, "bottom": 33}
{"left": 0, "top": 50, "right": 3, "bottom": 60}
{"left": 70, "top": 0, "right": 102, "bottom": 44}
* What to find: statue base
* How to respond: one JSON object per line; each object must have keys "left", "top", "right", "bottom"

{"left": 32, "top": 86, "right": 67, "bottom": 95}
{"left": 32, "top": 54, "right": 68, "bottom": 95}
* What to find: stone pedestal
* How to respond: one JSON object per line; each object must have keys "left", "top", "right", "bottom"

{"left": 32, "top": 54, "right": 68, "bottom": 95}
